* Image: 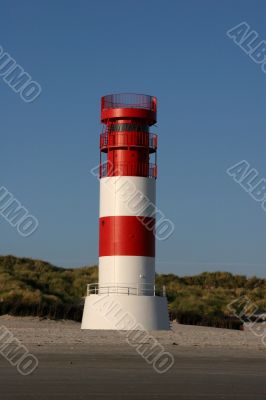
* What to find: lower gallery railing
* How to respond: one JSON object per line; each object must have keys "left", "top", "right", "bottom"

{"left": 87, "top": 283, "right": 166, "bottom": 297}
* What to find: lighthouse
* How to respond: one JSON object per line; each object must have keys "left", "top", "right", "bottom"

{"left": 82, "top": 93, "right": 170, "bottom": 330}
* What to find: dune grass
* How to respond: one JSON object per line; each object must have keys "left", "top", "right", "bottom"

{"left": 0, "top": 255, "right": 265, "bottom": 329}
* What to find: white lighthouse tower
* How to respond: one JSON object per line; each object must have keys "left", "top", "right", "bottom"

{"left": 81, "top": 93, "right": 170, "bottom": 330}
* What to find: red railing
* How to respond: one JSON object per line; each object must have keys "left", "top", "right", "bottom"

{"left": 101, "top": 93, "right": 157, "bottom": 112}
{"left": 99, "top": 162, "right": 157, "bottom": 178}
{"left": 100, "top": 132, "right": 157, "bottom": 151}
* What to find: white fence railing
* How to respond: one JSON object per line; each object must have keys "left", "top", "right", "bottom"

{"left": 87, "top": 283, "right": 166, "bottom": 297}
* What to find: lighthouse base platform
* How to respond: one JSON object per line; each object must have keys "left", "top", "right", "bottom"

{"left": 81, "top": 294, "right": 170, "bottom": 331}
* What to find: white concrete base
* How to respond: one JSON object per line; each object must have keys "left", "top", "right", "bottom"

{"left": 81, "top": 294, "right": 170, "bottom": 331}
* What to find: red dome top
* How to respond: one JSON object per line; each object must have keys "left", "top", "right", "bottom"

{"left": 101, "top": 93, "right": 157, "bottom": 125}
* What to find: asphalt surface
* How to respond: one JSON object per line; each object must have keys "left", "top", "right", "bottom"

{"left": 0, "top": 348, "right": 265, "bottom": 400}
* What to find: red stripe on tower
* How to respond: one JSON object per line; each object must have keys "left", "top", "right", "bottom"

{"left": 99, "top": 216, "right": 155, "bottom": 257}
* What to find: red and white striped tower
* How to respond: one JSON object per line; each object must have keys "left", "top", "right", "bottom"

{"left": 82, "top": 93, "right": 170, "bottom": 330}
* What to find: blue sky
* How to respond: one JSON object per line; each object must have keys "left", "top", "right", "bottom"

{"left": 1, "top": 0, "right": 266, "bottom": 277}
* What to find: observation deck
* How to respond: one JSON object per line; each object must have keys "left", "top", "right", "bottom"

{"left": 101, "top": 93, "right": 157, "bottom": 125}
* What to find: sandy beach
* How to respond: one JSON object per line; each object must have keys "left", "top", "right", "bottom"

{"left": 0, "top": 315, "right": 265, "bottom": 351}
{"left": 0, "top": 316, "right": 265, "bottom": 400}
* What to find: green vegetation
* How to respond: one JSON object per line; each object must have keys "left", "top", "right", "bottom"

{"left": 0, "top": 256, "right": 265, "bottom": 329}
{"left": 0, "top": 255, "right": 97, "bottom": 321}
{"left": 157, "top": 272, "right": 266, "bottom": 329}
